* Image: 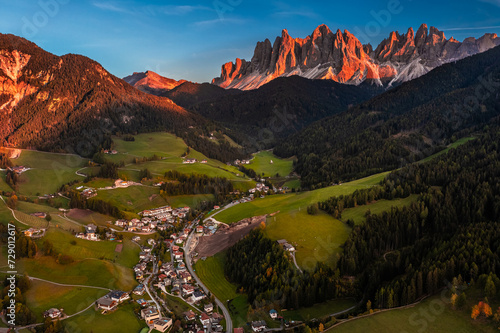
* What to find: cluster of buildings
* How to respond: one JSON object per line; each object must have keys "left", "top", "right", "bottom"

{"left": 76, "top": 224, "right": 99, "bottom": 241}
{"left": 183, "top": 158, "right": 208, "bottom": 164}
{"left": 7, "top": 165, "right": 28, "bottom": 174}
{"left": 248, "top": 183, "right": 270, "bottom": 194}
{"left": 233, "top": 159, "right": 251, "bottom": 166}
{"left": 76, "top": 186, "right": 97, "bottom": 199}
{"left": 114, "top": 205, "right": 191, "bottom": 233}
{"left": 140, "top": 307, "right": 172, "bottom": 332}
{"left": 183, "top": 308, "right": 224, "bottom": 332}
{"left": 23, "top": 228, "right": 45, "bottom": 239}
{"left": 96, "top": 290, "right": 130, "bottom": 312}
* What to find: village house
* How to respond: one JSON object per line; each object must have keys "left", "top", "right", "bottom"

{"left": 211, "top": 312, "right": 224, "bottom": 324}
{"left": 191, "top": 290, "right": 205, "bottom": 303}
{"left": 43, "top": 308, "right": 62, "bottom": 319}
{"left": 269, "top": 309, "right": 278, "bottom": 319}
{"left": 141, "top": 307, "right": 160, "bottom": 324}
{"left": 184, "top": 310, "right": 196, "bottom": 321}
{"left": 109, "top": 290, "right": 130, "bottom": 303}
{"left": 30, "top": 212, "right": 46, "bottom": 219}
{"left": 96, "top": 296, "right": 118, "bottom": 312}
{"left": 133, "top": 284, "right": 146, "bottom": 296}
{"left": 136, "top": 299, "right": 149, "bottom": 307}
{"left": 153, "top": 318, "right": 173, "bottom": 332}
{"left": 182, "top": 284, "right": 195, "bottom": 296}
{"left": 251, "top": 321, "right": 267, "bottom": 332}
{"left": 24, "top": 228, "right": 44, "bottom": 238}
{"left": 200, "top": 313, "right": 211, "bottom": 327}
{"left": 204, "top": 303, "right": 213, "bottom": 313}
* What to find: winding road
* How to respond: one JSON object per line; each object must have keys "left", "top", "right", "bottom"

{"left": 184, "top": 220, "right": 233, "bottom": 333}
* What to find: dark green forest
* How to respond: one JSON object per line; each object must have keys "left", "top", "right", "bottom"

{"left": 275, "top": 45, "right": 500, "bottom": 189}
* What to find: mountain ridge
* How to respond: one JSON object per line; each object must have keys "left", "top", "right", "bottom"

{"left": 212, "top": 23, "right": 500, "bottom": 90}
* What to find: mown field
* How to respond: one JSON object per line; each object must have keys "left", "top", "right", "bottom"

{"left": 245, "top": 151, "right": 295, "bottom": 177}
{"left": 283, "top": 298, "right": 357, "bottom": 322}
{"left": 214, "top": 172, "right": 389, "bottom": 224}
{"left": 12, "top": 150, "right": 88, "bottom": 196}
{"left": 330, "top": 294, "right": 496, "bottom": 333}
{"left": 63, "top": 303, "right": 146, "bottom": 333}
{"left": 25, "top": 279, "right": 108, "bottom": 321}
{"left": 194, "top": 252, "right": 249, "bottom": 328}
{"left": 341, "top": 194, "right": 420, "bottom": 225}
{"left": 103, "top": 132, "right": 252, "bottom": 183}
{"left": 265, "top": 210, "right": 350, "bottom": 269}
{"left": 19, "top": 256, "right": 137, "bottom": 291}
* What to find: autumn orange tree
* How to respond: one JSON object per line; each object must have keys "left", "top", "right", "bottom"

{"left": 471, "top": 301, "right": 493, "bottom": 320}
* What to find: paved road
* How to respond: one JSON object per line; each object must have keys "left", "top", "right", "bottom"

{"left": 184, "top": 222, "right": 233, "bottom": 333}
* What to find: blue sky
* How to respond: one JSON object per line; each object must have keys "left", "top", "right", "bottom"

{"left": 1, "top": 0, "right": 500, "bottom": 82}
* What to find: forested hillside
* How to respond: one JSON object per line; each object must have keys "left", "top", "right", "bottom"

{"left": 275, "top": 45, "right": 500, "bottom": 189}
{"left": 0, "top": 34, "right": 243, "bottom": 162}
{"left": 335, "top": 123, "right": 500, "bottom": 308}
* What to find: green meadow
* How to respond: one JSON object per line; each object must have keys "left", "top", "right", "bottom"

{"left": 25, "top": 279, "right": 108, "bottom": 321}
{"left": 283, "top": 298, "right": 357, "bottom": 322}
{"left": 63, "top": 303, "right": 146, "bottom": 333}
{"left": 214, "top": 172, "right": 388, "bottom": 224}
{"left": 265, "top": 210, "right": 351, "bottom": 269}
{"left": 341, "top": 194, "right": 420, "bottom": 225}
{"left": 330, "top": 294, "right": 496, "bottom": 333}
{"left": 13, "top": 150, "right": 88, "bottom": 196}
{"left": 246, "top": 151, "right": 295, "bottom": 177}
{"left": 194, "top": 252, "right": 249, "bottom": 328}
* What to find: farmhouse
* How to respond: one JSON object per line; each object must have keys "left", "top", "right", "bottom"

{"left": 191, "top": 290, "right": 205, "bottom": 302}
{"left": 109, "top": 290, "right": 130, "bottom": 303}
{"left": 133, "top": 284, "right": 146, "bottom": 295}
{"left": 96, "top": 296, "right": 118, "bottom": 311}
{"left": 251, "top": 321, "right": 267, "bottom": 332}
{"left": 43, "top": 308, "right": 62, "bottom": 319}
{"left": 182, "top": 284, "right": 195, "bottom": 296}
{"left": 30, "top": 212, "right": 46, "bottom": 219}
{"left": 269, "top": 309, "right": 278, "bottom": 319}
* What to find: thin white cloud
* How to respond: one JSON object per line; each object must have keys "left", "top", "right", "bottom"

{"left": 479, "top": 0, "right": 500, "bottom": 7}
{"left": 273, "top": 10, "right": 318, "bottom": 19}
{"left": 440, "top": 25, "right": 500, "bottom": 31}
{"left": 92, "top": 1, "right": 131, "bottom": 14}
{"left": 193, "top": 17, "right": 248, "bottom": 27}
{"left": 161, "top": 5, "right": 213, "bottom": 16}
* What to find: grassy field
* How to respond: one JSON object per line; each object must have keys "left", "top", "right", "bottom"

{"left": 163, "top": 293, "right": 200, "bottom": 318}
{"left": 39, "top": 228, "right": 140, "bottom": 268}
{"left": 94, "top": 186, "right": 168, "bottom": 213}
{"left": 25, "top": 279, "right": 108, "bottom": 321}
{"left": 12, "top": 150, "right": 88, "bottom": 196}
{"left": 19, "top": 256, "right": 137, "bottom": 291}
{"left": 330, "top": 295, "right": 496, "bottom": 333}
{"left": 283, "top": 298, "right": 357, "bottom": 322}
{"left": 106, "top": 133, "right": 251, "bottom": 183}
{"left": 194, "top": 252, "right": 249, "bottom": 328}
{"left": 66, "top": 209, "right": 115, "bottom": 227}
{"left": 341, "top": 195, "right": 420, "bottom": 225}
{"left": 63, "top": 303, "right": 146, "bottom": 333}
{"left": 194, "top": 253, "right": 238, "bottom": 301}
{"left": 265, "top": 211, "right": 350, "bottom": 269}
{"left": 214, "top": 172, "right": 388, "bottom": 224}
{"left": 420, "top": 137, "right": 475, "bottom": 163}
{"left": 246, "top": 151, "right": 294, "bottom": 177}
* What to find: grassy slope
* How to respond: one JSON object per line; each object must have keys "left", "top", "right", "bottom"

{"left": 63, "top": 303, "right": 146, "bottom": 333}
{"left": 330, "top": 294, "right": 496, "bottom": 333}
{"left": 246, "top": 151, "right": 294, "bottom": 177}
{"left": 265, "top": 211, "right": 350, "bottom": 269}
{"left": 104, "top": 133, "right": 250, "bottom": 182}
{"left": 194, "top": 252, "right": 249, "bottom": 328}
{"left": 341, "top": 195, "right": 420, "bottom": 225}
{"left": 420, "top": 137, "right": 476, "bottom": 163}
{"left": 283, "top": 298, "right": 357, "bottom": 322}
{"left": 19, "top": 256, "right": 137, "bottom": 291}
{"left": 214, "top": 172, "right": 388, "bottom": 224}
{"left": 25, "top": 279, "right": 107, "bottom": 321}
{"left": 13, "top": 150, "right": 88, "bottom": 196}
